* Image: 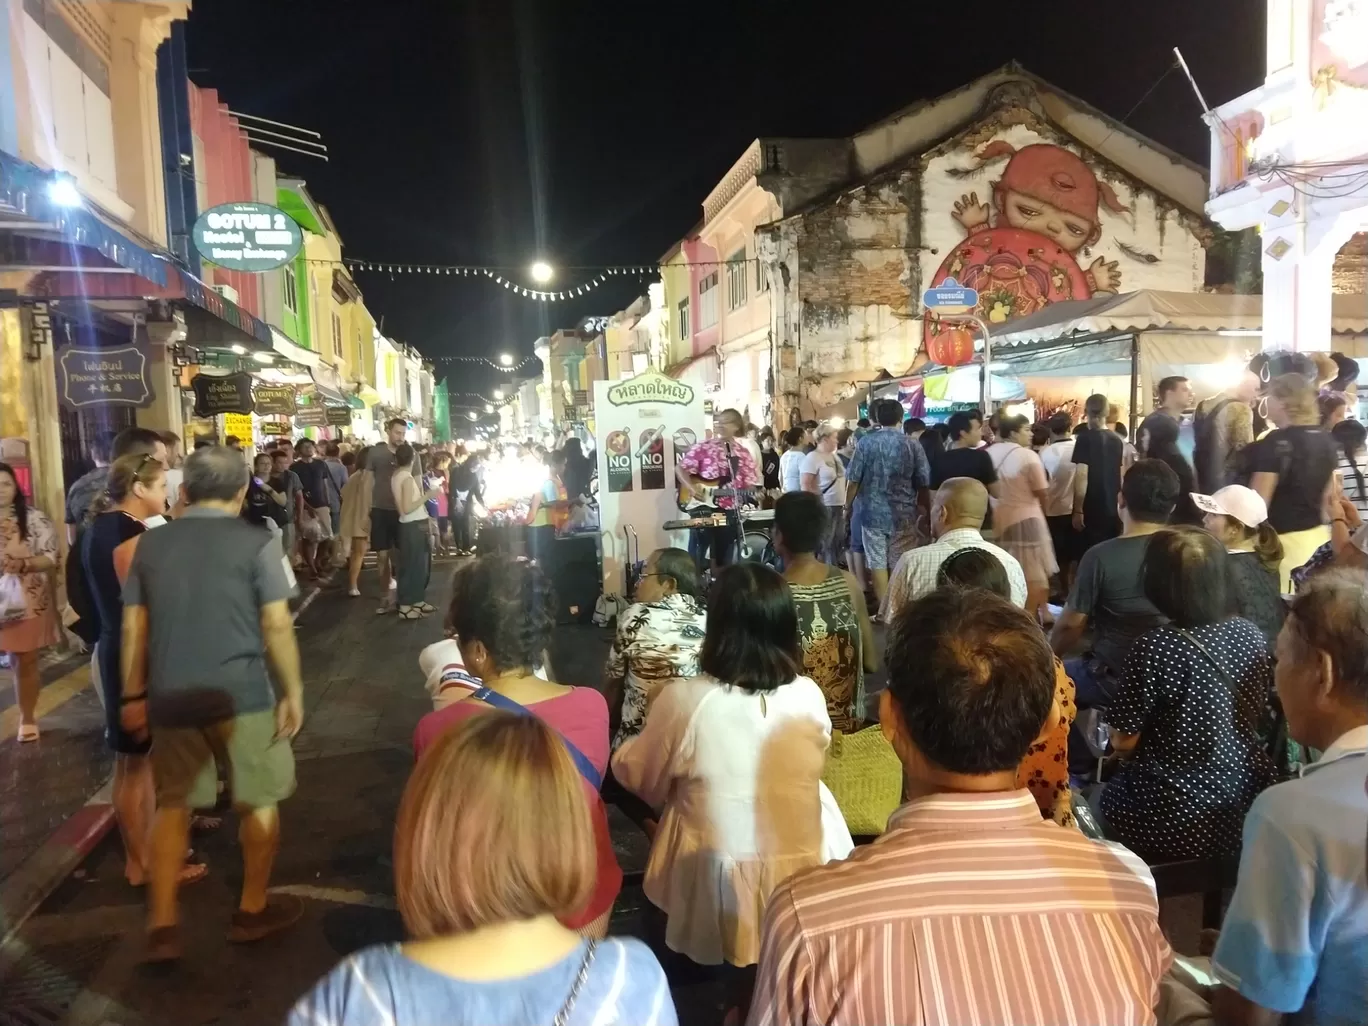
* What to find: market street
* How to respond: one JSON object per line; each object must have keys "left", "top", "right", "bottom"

{"left": 0, "top": 562, "right": 675, "bottom": 1026}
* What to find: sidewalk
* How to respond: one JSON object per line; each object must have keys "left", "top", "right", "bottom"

{"left": 0, "top": 584, "right": 322, "bottom": 947}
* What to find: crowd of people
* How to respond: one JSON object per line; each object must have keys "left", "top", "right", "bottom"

{"left": 1, "top": 352, "right": 1365, "bottom": 1024}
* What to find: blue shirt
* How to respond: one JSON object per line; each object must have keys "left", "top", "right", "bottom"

{"left": 288, "top": 939, "right": 677, "bottom": 1026}
{"left": 845, "top": 427, "right": 929, "bottom": 531}
{"left": 1211, "top": 728, "right": 1368, "bottom": 1025}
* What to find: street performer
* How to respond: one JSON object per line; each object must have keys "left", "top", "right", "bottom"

{"left": 674, "top": 408, "right": 760, "bottom": 571}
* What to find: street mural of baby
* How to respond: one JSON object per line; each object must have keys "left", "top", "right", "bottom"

{"left": 951, "top": 141, "right": 1129, "bottom": 295}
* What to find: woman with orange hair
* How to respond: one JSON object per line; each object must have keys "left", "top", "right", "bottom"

{"left": 288, "top": 713, "right": 675, "bottom": 1025}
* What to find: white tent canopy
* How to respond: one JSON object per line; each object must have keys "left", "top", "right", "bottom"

{"left": 989, "top": 290, "right": 1368, "bottom": 347}
{"left": 982, "top": 290, "right": 1368, "bottom": 423}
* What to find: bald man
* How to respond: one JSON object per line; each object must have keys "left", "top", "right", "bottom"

{"left": 882, "top": 477, "right": 1028, "bottom": 619}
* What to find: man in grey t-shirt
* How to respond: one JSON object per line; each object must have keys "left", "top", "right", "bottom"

{"left": 121, "top": 445, "right": 306, "bottom": 960}
{"left": 367, "top": 417, "right": 419, "bottom": 606}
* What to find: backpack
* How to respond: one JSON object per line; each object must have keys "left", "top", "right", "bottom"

{"left": 1193, "top": 397, "right": 1243, "bottom": 490}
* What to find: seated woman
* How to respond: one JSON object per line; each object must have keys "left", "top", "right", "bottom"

{"left": 773, "top": 491, "right": 877, "bottom": 732}
{"left": 413, "top": 555, "right": 622, "bottom": 936}
{"left": 937, "top": 547, "right": 1078, "bottom": 827}
{"left": 1192, "top": 484, "right": 1286, "bottom": 654}
{"left": 291, "top": 713, "right": 674, "bottom": 1026}
{"left": 611, "top": 562, "right": 854, "bottom": 970}
{"left": 1101, "top": 527, "right": 1275, "bottom": 860}
{"left": 604, "top": 547, "right": 706, "bottom": 748}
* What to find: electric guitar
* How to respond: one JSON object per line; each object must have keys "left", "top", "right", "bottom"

{"left": 676, "top": 476, "right": 744, "bottom": 512}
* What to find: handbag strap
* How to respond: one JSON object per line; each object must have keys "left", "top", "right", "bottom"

{"left": 1172, "top": 626, "right": 1238, "bottom": 692}
{"left": 552, "top": 940, "right": 598, "bottom": 1026}
{"left": 469, "top": 686, "right": 604, "bottom": 790}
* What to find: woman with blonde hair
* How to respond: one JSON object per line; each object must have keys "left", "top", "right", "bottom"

{"left": 289, "top": 713, "right": 674, "bottom": 1025}
{"left": 1248, "top": 373, "right": 1340, "bottom": 590}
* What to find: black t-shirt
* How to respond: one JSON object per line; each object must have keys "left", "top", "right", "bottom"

{"left": 1071, "top": 427, "right": 1124, "bottom": 523}
{"left": 1138, "top": 411, "right": 1179, "bottom": 458}
{"left": 1250, "top": 426, "right": 1338, "bottom": 533}
{"left": 83, "top": 510, "right": 146, "bottom": 642}
{"left": 931, "top": 446, "right": 998, "bottom": 489}
{"left": 1066, "top": 534, "right": 1166, "bottom": 676}
{"left": 292, "top": 459, "right": 335, "bottom": 510}
{"left": 761, "top": 450, "right": 781, "bottom": 490}
{"left": 1139, "top": 412, "right": 1199, "bottom": 524}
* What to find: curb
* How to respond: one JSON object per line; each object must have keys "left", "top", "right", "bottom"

{"left": 0, "top": 780, "right": 115, "bottom": 948}
{"left": 293, "top": 584, "right": 322, "bottom": 621}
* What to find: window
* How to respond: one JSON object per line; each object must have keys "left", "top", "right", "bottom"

{"left": 676, "top": 298, "right": 690, "bottom": 341}
{"left": 755, "top": 256, "right": 769, "bottom": 294}
{"left": 283, "top": 265, "right": 298, "bottom": 314}
{"left": 698, "top": 272, "right": 718, "bottom": 330}
{"left": 727, "top": 250, "right": 748, "bottom": 310}
{"left": 331, "top": 311, "right": 342, "bottom": 357}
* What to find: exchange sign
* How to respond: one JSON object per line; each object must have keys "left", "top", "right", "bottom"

{"left": 192, "top": 202, "right": 303, "bottom": 273}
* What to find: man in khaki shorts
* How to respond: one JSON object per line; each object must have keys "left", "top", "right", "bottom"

{"left": 120, "top": 445, "right": 306, "bottom": 962}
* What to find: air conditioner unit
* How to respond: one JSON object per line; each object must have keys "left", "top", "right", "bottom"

{"left": 212, "top": 284, "right": 240, "bottom": 305}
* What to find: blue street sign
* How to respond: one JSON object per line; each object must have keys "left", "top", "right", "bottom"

{"left": 922, "top": 277, "right": 979, "bottom": 309}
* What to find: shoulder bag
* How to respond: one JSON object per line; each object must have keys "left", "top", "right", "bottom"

{"left": 468, "top": 686, "right": 604, "bottom": 790}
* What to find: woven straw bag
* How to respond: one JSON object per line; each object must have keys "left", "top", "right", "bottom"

{"left": 821, "top": 725, "right": 903, "bottom": 836}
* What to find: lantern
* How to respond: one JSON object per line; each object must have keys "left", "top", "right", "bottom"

{"left": 927, "top": 324, "right": 975, "bottom": 367}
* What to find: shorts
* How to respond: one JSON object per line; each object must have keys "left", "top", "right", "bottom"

{"left": 370, "top": 507, "right": 400, "bottom": 551}
{"left": 848, "top": 501, "right": 865, "bottom": 555}
{"left": 151, "top": 708, "right": 296, "bottom": 810}
{"left": 862, "top": 526, "right": 893, "bottom": 570}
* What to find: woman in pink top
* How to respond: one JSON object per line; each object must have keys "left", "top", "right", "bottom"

{"left": 413, "top": 555, "right": 622, "bottom": 936}
{"left": 985, "top": 414, "right": 1057, "bottom": 624}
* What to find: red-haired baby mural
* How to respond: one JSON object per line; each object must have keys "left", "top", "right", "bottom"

{"left": 924, "top": 141, "right": 1132, "bottom": 350}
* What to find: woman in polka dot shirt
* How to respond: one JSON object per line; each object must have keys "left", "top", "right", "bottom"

{"left": 1099, "top": 527, "right": 1275, "bottom": 860}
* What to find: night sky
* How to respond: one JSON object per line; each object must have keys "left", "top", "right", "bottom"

{"left": 186, "top": 1, "right": 1264, "bottom": 396}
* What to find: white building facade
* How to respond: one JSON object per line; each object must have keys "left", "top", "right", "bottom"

{"left": 1205, "top": 0, "right": 1368, "bottom": 350}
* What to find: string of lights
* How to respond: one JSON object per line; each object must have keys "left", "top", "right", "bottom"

{"left": 431, "top": 353, "right": 538, "bottom": 372}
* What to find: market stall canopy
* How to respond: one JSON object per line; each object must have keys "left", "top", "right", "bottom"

{"left": 989, "top": 290, "right": 1368, "bottom": 347}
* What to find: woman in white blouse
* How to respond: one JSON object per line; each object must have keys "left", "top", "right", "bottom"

{"left": 611, "top": 562, "right": 853, "bottom": 970}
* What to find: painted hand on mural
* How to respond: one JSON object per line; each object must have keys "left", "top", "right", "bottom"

{"left": 952, "top": 192, "right": 992, "bottom": 234}
{"left": 1084, "top": 256, "right": 1122, "bottom": 294}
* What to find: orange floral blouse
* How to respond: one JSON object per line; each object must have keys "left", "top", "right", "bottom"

{"left": 1016, "top": 658, "right": 1078, "bottom": 828}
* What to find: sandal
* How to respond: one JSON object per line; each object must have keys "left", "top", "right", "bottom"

{"left": 190, "top": 815, "right": 222, "bottom": 833}
{"left": 398, "top": 605, "right": 427, "bottom": 621}
{"left": 416, "top": 603, "right": 436, "bottom": 615}
{"left": 17, "top": 723, "right": 39, "bottom": 743}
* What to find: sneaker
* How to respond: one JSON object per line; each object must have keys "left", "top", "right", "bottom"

{"left": 227, "top": 893, "right": 304, "bottom": 944}
{"left": 144, "top": 924, "right": 182, "bottom": 963}
{"left": 348, "top": 588, "right": 361, "bottom": 597}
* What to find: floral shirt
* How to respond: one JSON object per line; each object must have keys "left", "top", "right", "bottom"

{"left": 1, "top": 507, "right": 58, "bottom": 624}
{"left": 676, "top": 439, "right": 759, "bottom": 510}
{"left": 606, "top": 593, "right": 706, "bottom": 748}
{"left": 846, "top": 427, "right": 929, "bottom": 531}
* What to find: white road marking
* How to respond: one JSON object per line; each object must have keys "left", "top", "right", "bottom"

{"left": 270, "top": 884, "right": 396, "bottom": 909}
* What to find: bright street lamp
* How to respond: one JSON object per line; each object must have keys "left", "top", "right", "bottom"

{"left": 485, "top": 404, "right": 495, "bottom": 413}
{"left": 467, "top": 411, "right": 478, "bottom": 421}
{"left": 492, "top": 389, "right": 503, "bottom": 399}
{"left": 498, "top": 352, "right": 514, "bottom": 367}
{"left": 530, "top": 261, "right": 554, "bottom": 284}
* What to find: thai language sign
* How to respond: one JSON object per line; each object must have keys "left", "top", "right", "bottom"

{"left": 57, "top": 346, "right": 153, "bottom": 409}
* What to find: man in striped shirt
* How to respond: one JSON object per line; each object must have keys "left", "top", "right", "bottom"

{"left": 748, "top": 588, "right": 1172, "bottom": 1026}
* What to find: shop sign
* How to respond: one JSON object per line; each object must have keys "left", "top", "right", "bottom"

{"left": 191, "top": 371, "right": 254, "bottom": 417}
{"left": 606, "top": 369, "right": 693, "bottom": 408}
{"left": 260, "top": 419, "right": 292, "bottom": 438}
{"left": 222, "top": 412, "right": 255, "bottom": 443}
{"left": 191, "top": 202, "right": 303, "bottom": 273}
{"left": 295, "top": 404, "right": 328, "bottom": 427}
{"left": 325, "top": 405, "right": 352, "bottom": 427}
{"left": 252, "top": 384, "right": 297, "bottom": 417}
{"left": 57, "top": 345, "right": 154, "bottom": 409}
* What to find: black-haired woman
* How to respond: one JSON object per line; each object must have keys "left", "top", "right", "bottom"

{"left": 612, "top": 562, "right": 853, "bottom": 970}
{"left": 774, "top": 492, "right": 877, "bottom": 733}
{"left": 1101, "top": 527, "right": 1274, "bottom": 860}
{"left": 413, "top": 555, "right": 621, "bottom": 937}
{"left": 1332, "top": 418, "right": 1368, "bottom": 521}
{"left": 0, "top": 462, "right": 59, "bottom": 742}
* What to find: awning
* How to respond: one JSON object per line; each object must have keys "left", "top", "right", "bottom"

{"left": 270, "top": 327, "right": 319, "bottom": 368}
{"left": 0, "top": 149, "right": 168, "bottom": 286}
{"left": 309, "top": 380, "right": 351, "bottom": 407}
{"left": 664, "top": 348, "right": 720, "bottom": 386}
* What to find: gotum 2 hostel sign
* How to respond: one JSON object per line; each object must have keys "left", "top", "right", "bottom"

{"left": 192, "top": 202, "right": 303, "bottom": 272}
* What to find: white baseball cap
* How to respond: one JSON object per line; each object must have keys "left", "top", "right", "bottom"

{"left": 1190, "top": 485, "right": 1268, "bottom": 529}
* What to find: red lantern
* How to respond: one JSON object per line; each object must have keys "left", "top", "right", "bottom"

{"left": 927, "top": 324, "right": 975, "bottom": 367}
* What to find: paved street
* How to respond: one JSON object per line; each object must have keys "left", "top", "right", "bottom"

{"left": 0, "top": 560, "right": 674, "bottom": 1026}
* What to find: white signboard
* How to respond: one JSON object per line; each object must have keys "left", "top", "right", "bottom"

{"left": 594, "top": 368, "right": 708, "bottom": 596}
